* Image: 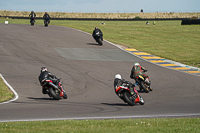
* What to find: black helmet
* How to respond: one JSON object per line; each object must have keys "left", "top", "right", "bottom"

{"left": 41, "top": 67, "right": 47, "bottom": 72}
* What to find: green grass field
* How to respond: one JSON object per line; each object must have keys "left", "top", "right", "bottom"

{"left": 0, "top": 18, "right": 200, "bottom": 132}
{"left": 0, "top": 118, "right": 200, "bottom": 133}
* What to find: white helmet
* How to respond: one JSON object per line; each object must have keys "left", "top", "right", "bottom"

{"left": 41, "top": 67, "right": 47, "bottom": 72}
{"left": 115, "top": 74, "right": 122, "bottom": 79}
{"left": 134, "top": 62, "right": 140, "bottom": 66}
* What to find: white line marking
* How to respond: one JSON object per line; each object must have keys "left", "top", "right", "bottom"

{"left": 0, "top": 74, "right": 19, "bottom": 104}
{"left": 1, "top": 113, "right": 200, "bottom": 122}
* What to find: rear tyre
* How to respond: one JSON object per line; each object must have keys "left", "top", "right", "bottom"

{"left": 49, "top": 87, "right": 61, "bottom": 100}
{"left": 123, "top": 92, "right": 135, "bottom": 106}
{"left": 31, "top": 22, "right": 34, "bottom": 26}
{"left": 98, "top": 38, "right": 103, "bottom": 45}
{"left": 140, "top": 81, "right": 149, "bottom": 93}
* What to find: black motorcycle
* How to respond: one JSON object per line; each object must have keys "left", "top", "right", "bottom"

{"left": 93, "top": 32, "right": 103, "bottom": 45}
{"left": 30, "top": 17, "right": 35, "bottom": 26}
{"left": 44, "top": 18, "right": 49, "bottom": 27}
{"left": 114, "top": 74, "right": 144, "bottom": 106}
{"left": 41, "top": 78, "right": 67, "bottom": 100}
{"left": 134, "top": 72, "right": 152, "bottom": 93}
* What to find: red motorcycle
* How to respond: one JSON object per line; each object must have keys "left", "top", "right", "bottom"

{"left": 41, "top": 78, "right": 67, "bottom": 100}
{"left": 114, "top": 74, "right": 144, "bottom": 106}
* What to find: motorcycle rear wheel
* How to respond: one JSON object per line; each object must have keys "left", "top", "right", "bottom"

{"left": 49, "top": 87, "right": 61, "bottom": 100}
{"left": 97, "top": 38, "right": 103, "bottom": 45}
{"left": 123, "top": 92, "right": 135, "bottom": 106}
{"left": 140, "top": 81, "right": 149, "bottom": 93}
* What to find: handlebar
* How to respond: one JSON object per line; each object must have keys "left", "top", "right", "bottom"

{"left": 143, "top": 70, "right": 148, "bottom": 72}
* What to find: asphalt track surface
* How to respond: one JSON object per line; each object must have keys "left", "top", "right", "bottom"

{"left": 0, "top": 23, "right": 200, "bottom": 122}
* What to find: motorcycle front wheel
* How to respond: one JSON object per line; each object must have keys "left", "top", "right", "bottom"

{"left": 138, "top": 95, "right": 145, "bottom": 105}
{"left": 123, "top": 92, "right": 135, "bottom": 106}
{"left": 63, "top": 92, "right": 68, "bottom": 99}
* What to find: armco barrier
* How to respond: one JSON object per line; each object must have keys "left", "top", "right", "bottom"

{"left": 181, "top": 19, "right": 200, "bottom": 25}
{"left": 2, "top": 16, "right": 199, "bottom": 25}
{"left": 1, "top": 16, "right": 188, "bottom": 21}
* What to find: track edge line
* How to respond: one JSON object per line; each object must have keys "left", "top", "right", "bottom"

{"left": 0, "top": 73, "right": 19, "bottom": 104}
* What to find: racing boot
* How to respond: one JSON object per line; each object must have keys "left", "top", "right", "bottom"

{"left": 42, "top": 88, "right": 48, "bottom": 94}
{"left": 129, "top": 84, "right": 135, "bottom": 96}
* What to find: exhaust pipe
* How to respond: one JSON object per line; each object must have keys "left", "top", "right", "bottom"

{"left": 48, "top": 82, "right": 60, "bottom": 92}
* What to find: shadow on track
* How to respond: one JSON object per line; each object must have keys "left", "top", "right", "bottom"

{"left": 87, "top": 43, "right": 101, "bottom": 46}
{"left": 101, "top": 103, "right": 129, "bottom": 106}
{"left": 27, "top": 97, "right": 55, "bottom": 101}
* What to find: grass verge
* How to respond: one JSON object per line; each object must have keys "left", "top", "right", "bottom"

{"left": 0, "top": 76, "right": 14, "bottom": 103}
{"left": 0, "top": 118, "right": 200, "bottom": 133}
{"left": 1, "top": 10, "right": 200, "bottom": 19}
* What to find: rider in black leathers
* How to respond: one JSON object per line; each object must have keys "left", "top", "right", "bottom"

{"left": 114, "top": 74, "right": 136, "bottom": 96}
{"left": 29, "top": 11, "right": 36, "bottom": 23}
{"left": 92, "top": 27, "right": 103, "bottom": 41}
{"left": 43, "top": 12, "right": 50, "bottom": 24}
{"left": 38, "top": 67, "right": 58, "bottom": 94}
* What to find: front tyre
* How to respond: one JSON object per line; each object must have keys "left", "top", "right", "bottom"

{"left": 49, "top": 87, "right": 61, "bottom": 100}
{"left": 63, "top": 92, "right": 68, "bottom": 99}
{"left": 139, "top": 95, "right": 145, "bottom": 105}
{"left": 123, "top": 92, "right": 135, "bottom": 106}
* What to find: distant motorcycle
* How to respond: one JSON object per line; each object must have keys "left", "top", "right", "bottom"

{"left": 41, "top": 78, "right": 67, "bottom": 100}
{"left": 114, "top": 74, "right": 144, "bottom": 106}
{"left": 44, "top": 18, "right": 49, "bottom": 27}
{"left": 30, "top": 16, "right": 35, "bottom": 26}
{"left": 134, "top": 72, "right": 153, "bottom": 93}
{"left": 93, "top": 32, "right": 103, "bottom": 45}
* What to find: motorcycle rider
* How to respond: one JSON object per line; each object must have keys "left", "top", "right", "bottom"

{"left": 92, "top": 27, "right": 103, "bottom": 41}
{"left": 38, "top": 67, "right": 59, "bottom": 94}
{"left": 130, "top": 62, "right": 149, "bottom": 79}
{"left": 43, "top": 12, "right": 50, "bottom": 24}
{"left": 29, "top": 11, "right": 36, "bottom": 23}
{"left": 114, "top": 74, "right": 136, "bottom": 96}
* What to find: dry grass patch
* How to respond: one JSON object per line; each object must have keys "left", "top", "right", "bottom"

{"left": 0, "top": 10, "right": 200, "bottom": 19}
